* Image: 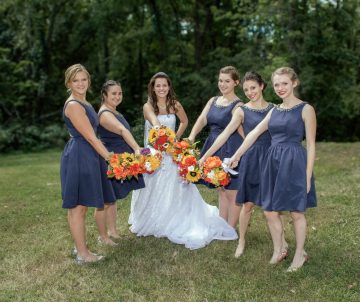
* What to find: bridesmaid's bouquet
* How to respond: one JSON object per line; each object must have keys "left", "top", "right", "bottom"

{"left": 202, "top": 156, "right": 231, "bottom": 187}
{"left": 178, "top": 154, "right": 202, "bottom": 183}
{"left": 107, "top": 152, "right": 142, "bottom": 181}
{"left": 171, "top": 140, "right": 200, "bottom": 165}
{"left": 138, "top": 148, "right": 163, "bottom": 174}
{"left": 148, "top": 125, "right": 176, "bottom": 154}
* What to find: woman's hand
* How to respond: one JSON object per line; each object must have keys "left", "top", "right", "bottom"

{"left": 228, "top": 155, "right": 240, "bottom": 168}
{"left": 184, "top": 137, "right": 194, "bottom": 144}
{"left": 198, "top": 157, "right": 205, "bottom": 167}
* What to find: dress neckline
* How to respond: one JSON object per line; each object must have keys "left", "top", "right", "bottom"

{"left": 242, "top": 103, "right": 272, "bottom": 112}
{"left": 275, "top": 102, "right": 306, "bottom": 112}
{"left": 213, "top": 96, "right": 241, "bottom": 108}
{"left": 157, "top": 113, "right": 175, "bottom": 116}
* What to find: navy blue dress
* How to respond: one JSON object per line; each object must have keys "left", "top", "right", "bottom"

{"left": 98, "top": 110, "right": 145, "bottom": 201}
{"left": 261, "top": 102, "right": 317, "bottom": 212}
{"left": 236, "top": 103, "right": 273, "bottom": 205}
{"left": 200, "top": 97, "right": 243, "bottom": 189}
{"left": 60, "top": 100, "right": 104, "bottom": 209}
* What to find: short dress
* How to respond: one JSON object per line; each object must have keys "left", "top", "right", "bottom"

{"left": 261, "top": 102, "right": 317, "bottom": 212}
{"left": 235, "top": 103, "right": 273, "bottom": 205}
{"left": 98, "top": 110, "right": 145, "bottom": 202}
{"left": 60, "top": 100, "right": 104, "bottom": 209}
{"left": 200, "top": 96, "right": 243, "bottom": 189}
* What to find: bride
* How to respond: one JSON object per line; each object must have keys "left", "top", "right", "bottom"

{"left": 128, "top": 72, "right": 238, "bottom": 249}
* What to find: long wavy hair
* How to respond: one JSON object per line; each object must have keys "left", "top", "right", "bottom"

{"left": 147, "top": 72, "right": 177, "bottom": 115}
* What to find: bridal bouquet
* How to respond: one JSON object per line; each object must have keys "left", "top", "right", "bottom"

{"left": 148, "top": 125, "right": 176, "bottom": 153}
{"left": 138, "top": 148, "right": 163, "bottom": 174}
{"left": 178, "top": 154, "right": 202, "bottom": 183}
{"left": 107, "top": 152, "right": 142, "bottom": 181}
{"left": 202, "top": 156, "right": 231, "bottom": 187}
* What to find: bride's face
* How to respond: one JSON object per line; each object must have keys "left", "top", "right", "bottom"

{"left": 153, "top": 78, "right": 170, "bottom": 100}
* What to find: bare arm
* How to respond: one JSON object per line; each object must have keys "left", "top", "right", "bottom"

{"left": 302, "top": 104, "right": 317, "bottom": 193}
{"left": 99, "top": 111, "right": 141, "bottom": 152}
{"left": 65, "top": 102, "right": 110, "bottom": 160}
{"left": 143, "top": 102, "right": 161, "bottom": 127}
{"left": 229, "top": 109, "right": 273, "bottom": 168}
{"left": 174, "top": 101, "right": 188, "bottom": 139}
{"left": 199, "top": 107, "right": 244, "bottom": 164}
{"left": 187, "top": 98, "right": 214, "bottom": 143}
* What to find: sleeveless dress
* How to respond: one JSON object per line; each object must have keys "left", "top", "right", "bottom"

{"left": 60, "top": 100, "right": 104, "bottom": 209}
{"left": 261, "top": 102, "right": 317, "bottom": 212}
{"left": 98, "top": 110, "right": 145, "bottom": 202}
{"left": 235, "top": 103, "right": 273, "bottom": 205}
{"left": 128, "top": 114, "right": 238, "bottom": 250}
{"left": 200, "top": 97, "right": 243, "bottom": 189}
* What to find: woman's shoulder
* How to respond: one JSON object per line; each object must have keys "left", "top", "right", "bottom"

{"left": 143, "top": 101, "right": 154, "bottom": 111}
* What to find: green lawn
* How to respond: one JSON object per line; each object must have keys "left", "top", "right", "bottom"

{"left": 0, "top": 143, "right": 359, "bottom": 302}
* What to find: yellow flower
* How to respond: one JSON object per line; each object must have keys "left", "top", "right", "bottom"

{"left": 148, "top": 128, "right": 158, "bottom": 144}
{"left": 186, "top": 169, "right": 201, "bottom": 182}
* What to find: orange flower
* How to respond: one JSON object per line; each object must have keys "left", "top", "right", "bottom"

{"left": 158, "top": 128, "right": 166, "bottom": 136}
{"left": 182, "top": 155, "right": 197, "bottom": 167}
{"left": 204, "top": 156, "right": 222, "bottom": 169}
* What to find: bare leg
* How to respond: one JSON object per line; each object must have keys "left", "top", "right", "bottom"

{"left": 235, "top": 202, "right": 254, "bottom": 258}
{"left": 218, "top": 188, "right": 229, "bottom": 222}
{"left": 280, "top": 213, "right": 289, "bottom": 251}
{"left": 94, "top": 206, "right": 117, "bottom": 246}
{"left": 68, "top": 205, "right": 97, "bottom": 261}
{"left": 106, "top": 203, "right": 120, "bottom": 238}
{"left": 288, "top": 212, "right": 308, "bottom": 271}
{"left": 264, "top": 211, "right": 284, "bottom": 264}
{"left": 225, "top": 189, "right": 241, "bottom": 228}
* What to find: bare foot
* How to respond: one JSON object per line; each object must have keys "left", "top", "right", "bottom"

{"left": 98, "top": 236, "right": 118, "bottom": 246}
{"left": 286, "top": 252, "right": 309, "bottom": 272}
{"left": 108, "top": 232, "right": 121, "bottom": 239}
{"left": 269, "top": 250, "right": 288, "bottom": 264}
{"left": 234, "top": 239, "right": 245, "bottom": 258}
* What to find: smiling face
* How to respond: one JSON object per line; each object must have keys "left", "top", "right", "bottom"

{"left": 67, "top": 71, "right": 89, "bottom": 97}
{"left": 153, "top": 77, "right": 170, "bottom": 100}
{"left": 103, "top": 84, "right": 123, "bottom": 108}
{"left": 243, "top": 80, "right": 264, "bottom": 102}
{"left": 272, "top": 74, "right": 297, "bottom": 100}
{"left": 218, "top": 72, "right": 238, "bottom": 95}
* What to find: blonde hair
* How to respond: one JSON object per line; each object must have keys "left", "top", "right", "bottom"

{"left": 219, "top": 66, "right": 240, "bottom": 85}
{"left": 64, "top": 64, "right": 91, "bottom": 92}
{"left": 271, "top": 67, "right": 300, "bottom": 85}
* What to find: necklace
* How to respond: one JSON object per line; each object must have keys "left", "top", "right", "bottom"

{"left": 158, "top": 103, "right": 167, "bottom": 109}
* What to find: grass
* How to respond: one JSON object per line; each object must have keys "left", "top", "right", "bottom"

{"left": 0, "top": 142, "right": 359, "bottom": 302}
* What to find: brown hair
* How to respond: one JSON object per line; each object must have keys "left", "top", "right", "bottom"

{"left": 147, "top": 72, "right": 177, "bottom": 114}
{"left": 271, "top": 67, "right": 300, "bottom": 86}
{"left": 101, "top": 80, "right": 121, "bottom": 104}
{"left": 219, "top": 66, "right": 240, "bottom": 85}
{"left": 242, "top": 71, "right": 267, "bottom": 90}
{"left": 64, "top": 64, "right": 91, "bottom": 92}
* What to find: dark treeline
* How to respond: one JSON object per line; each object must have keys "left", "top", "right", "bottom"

{"left": 0, "top": 0, "right": 359, "bottom": 151}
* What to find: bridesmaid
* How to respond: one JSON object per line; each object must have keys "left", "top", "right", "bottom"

{"left": 60, "top": 64, "right": 111, "bottom": 264}
{"left": 188, "top": 66, "right": 243, "bottom": 228}
{"left": 229, "top": 67, "right": 317, "bottom": 271}
{"left": 199, "top": 71, "right": 287, "bottom": 258}
{"left": 95, "top": 80, "right": 145, "bottom": 244}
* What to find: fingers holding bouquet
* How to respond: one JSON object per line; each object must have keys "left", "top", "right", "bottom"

{"left": 228, "top": 154, "right": 241, "bottom": 169}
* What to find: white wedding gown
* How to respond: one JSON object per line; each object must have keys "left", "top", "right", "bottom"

{"left": 128, "top": 114, "right": 238, "bottom": 250}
